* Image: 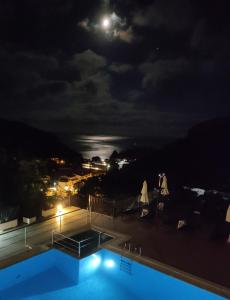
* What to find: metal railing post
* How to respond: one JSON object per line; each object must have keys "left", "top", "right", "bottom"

{"left": 112, "top": 200, "right": 116, "bottom": 220}
{"left": 98, "top": 232, "right": 101, "bottom": 247}
{"left": 78, "top": 241, "right": 81, "bottom": 257}
{"left": 90, "top": 194, "right": 91, "bottom": 224}
{"left": 24, "top": 226, "right": 27, "bottom": 248}
{"left": 59, "top": 215, "right": 62, "bottom": 233}
{"left": 139, "top": 247, "right": 142, "bottom": 256}
{"left": 89, "top": 194, "right": 92, "bottom": 224}
{"left": 24, "top": 226, "right": 32, "bottom": 249}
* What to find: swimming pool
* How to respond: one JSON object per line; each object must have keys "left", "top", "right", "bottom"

{"left": 0, "top": 249, "right": 226, "bottom": 300}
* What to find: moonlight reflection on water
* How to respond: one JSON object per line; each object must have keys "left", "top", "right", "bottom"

{"left": 75, "top": 135, "right": 130, "bottom": 159}
{"left": 59, "top": 134, "right": 172, "bottom": 160}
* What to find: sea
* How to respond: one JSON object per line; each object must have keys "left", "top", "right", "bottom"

{"left": 59, "top": 134, "right": 174, "bottom": 160}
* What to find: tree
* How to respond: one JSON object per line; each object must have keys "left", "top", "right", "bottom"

{"left": 0, "top": 147, "right": 19, "bottom": 206}
{"left": 18, "top": 160, "right": 44, "bottom": 217}
{"left": 110, "top": 150, "right": 119, "bottom": 160}
{"left": 92, "top": 156, "right": 102, "bottom": 163}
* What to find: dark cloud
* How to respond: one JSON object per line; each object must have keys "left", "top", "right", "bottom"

{"left": 132, "top": 0, "right": 194, "bottom": 32}
{"left": 78, "top": 19, "right": 91, "bottom": 31}
{"left": 109, "top": 63, "right": 133, "bottom": 73}
{"left": 139, "top": 58, "right": 190, "bottom": 88}
{"left": 70, "top": 49, "right": 107, "bottom": 78}
{"left": 190, "top": 19, "right": 206, "bottom": 49}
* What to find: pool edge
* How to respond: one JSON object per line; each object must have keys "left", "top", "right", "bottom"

{"left": 102, "top": 242, "right": 230, "bottom": 299}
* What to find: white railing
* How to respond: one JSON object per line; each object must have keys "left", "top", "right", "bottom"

{"left": 0, "top": 209, "right": 89, "bottom": 262}
{"left": 52, "top": 231, "right": 81, "bottom": 256}
{"left": 52, "top": 230, "right": 103, "bottom": 257}
{"left": 0, "top": 207, "right": 114, "bottom": 262}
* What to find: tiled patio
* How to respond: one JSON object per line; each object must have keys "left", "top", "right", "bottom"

{"left": 105, "top": 213, "right": 230, "bottom": 290}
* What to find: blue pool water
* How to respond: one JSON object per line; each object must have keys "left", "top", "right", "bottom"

{"left": 0, "top": 249, "right": 226, "bottom": 300}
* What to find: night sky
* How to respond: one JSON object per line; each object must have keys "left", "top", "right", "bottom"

{"left": 0, "top": 0, "right": 230, "bottom": 138}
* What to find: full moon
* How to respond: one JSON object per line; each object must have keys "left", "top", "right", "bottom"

{"left": 102, "top": 18, "right": 110, "bottom": 28}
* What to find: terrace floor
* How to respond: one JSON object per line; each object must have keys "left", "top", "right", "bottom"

{"left": 104, "top": 212, "right": 230, "bottom": 290}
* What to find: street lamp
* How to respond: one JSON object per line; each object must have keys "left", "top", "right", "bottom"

{"left": 68, "top": 191, "right": 71, "bottom": 207}
{"left": 88, "top": 194, "right": 92, "bottom": 224}
{"left": 56, "top": 204, "right": 63, "bottom": 232}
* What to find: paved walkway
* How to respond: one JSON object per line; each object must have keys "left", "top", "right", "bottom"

{"left": 0, "top": 207, "right": 89, "bottom": 262}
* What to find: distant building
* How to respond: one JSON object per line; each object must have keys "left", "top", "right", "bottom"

{"left": 50, "top": 157, "right": 66, "bottom": 165}
{"left": 82, "top": 160, "right": 107, "bottom": 172}
{"left": 117, "top": 158, "right": 130, "bottom": 170}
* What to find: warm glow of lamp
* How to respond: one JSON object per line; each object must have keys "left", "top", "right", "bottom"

{"left": 56, "top": 204, "right": 63, "bottom": 216}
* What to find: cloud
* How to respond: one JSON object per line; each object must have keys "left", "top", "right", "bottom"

{"left": 133, "top": 0, "right": 194, "bottom": 32}
{"left": 71, "top": 71, "right": 111, "bottom": 103}
{"left": 126, "top": 89, "right": 144, "bottom": 102}
{"left": 190, "top": 19, "right": 206, "bottom": 49}
{"left": 29, "top": 81, "right": 69, "bottom": 99}
{"left": 0, "top": 48, "right": 59, "bottom": 101}
{"left": 0, "top": 47, "right": 212, "bottom": 137}
{"left": 78, "top": 18, "right": 90, "bottom": 31}
{"left": 190, "top": 21, "right": 230, "bottom": 59}
{"left": 139, "top": 58, "right": 190, "bottom": 88}
{"left": 109, "top": 63, "right": 133, "bottom": 73}
{"left": 78, "top": 12, "right": 135, "bottom": 43}
{"left": 0, "top": 48, "right": 135, "bottom": 132}
{"left": 114, "top": 26, "right": 134, "bottom": 43}
{"left": 70, "top": 49, "right": 107, "bottom": 79}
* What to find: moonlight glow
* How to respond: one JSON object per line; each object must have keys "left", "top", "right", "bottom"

{"left": 102, "top": 17, "right": 110, "bottom": 29}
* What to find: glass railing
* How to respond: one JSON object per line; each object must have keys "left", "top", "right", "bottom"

{"left": 0, "top": 208, "right": 89, "bottom": 262}
{"left": 52, "top": 230, "right": 103, "bottom": 257}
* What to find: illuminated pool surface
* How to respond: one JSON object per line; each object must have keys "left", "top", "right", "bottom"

{"left": 0, "top": 249, "right": 225, "bottom": 300}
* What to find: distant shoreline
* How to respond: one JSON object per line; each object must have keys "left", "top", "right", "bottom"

{"left": 58, "top": 134, "right": 175, "bottom": 160}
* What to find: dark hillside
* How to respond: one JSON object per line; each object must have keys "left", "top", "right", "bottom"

{"left": 0, "top": 119, "right": 82, "bottom": 161}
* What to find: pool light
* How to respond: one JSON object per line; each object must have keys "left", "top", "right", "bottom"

{"left": 91, "top": 254, "right": 101, "bottom": 268}
{"left": 105, "top": 259, "right": 115, "bottom": 268}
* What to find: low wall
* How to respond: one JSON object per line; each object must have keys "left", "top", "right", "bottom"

{"left": 0, "top": 219, "right": 18, "bottom": 232}
{"left": 42, "top": 208, "right": 56, "bottom": 218}
{"left": 23, "top": 217, "right": 36, "bottom": 224}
